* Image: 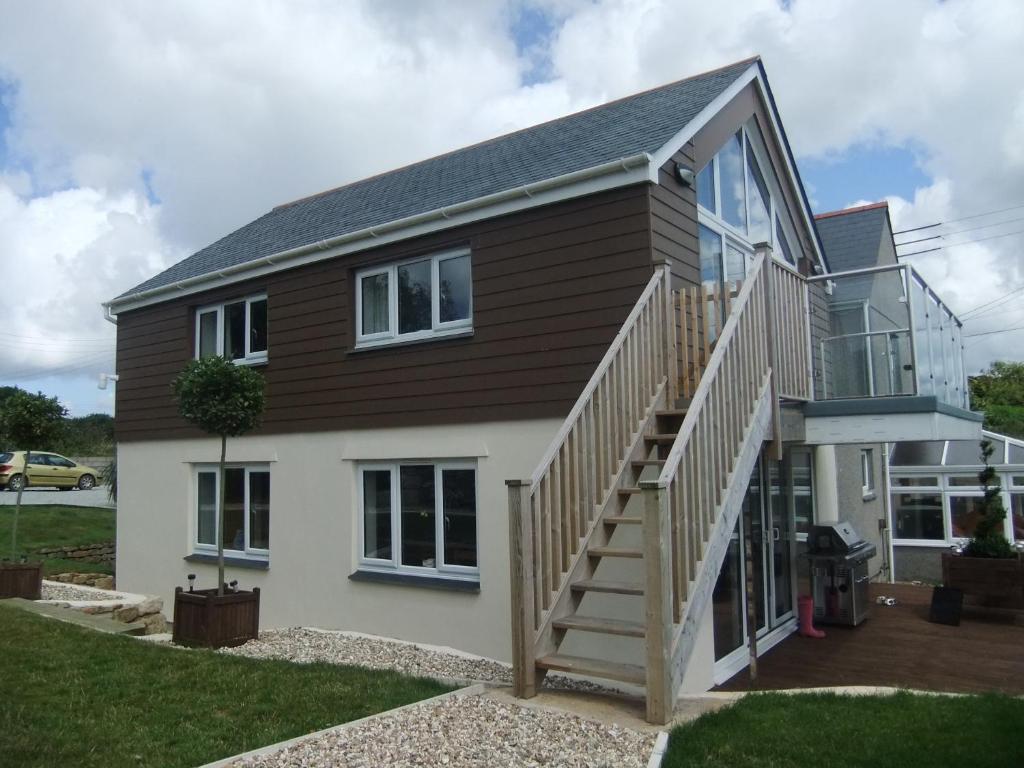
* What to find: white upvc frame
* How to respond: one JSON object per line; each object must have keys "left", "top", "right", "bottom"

{"left": 356, "top": 460, "right": 479, "bottom": 580}
{"left": 861, "top": 448, "right": 875, "bottom": 498}
{"left": 194, "top": 294, "right": 268, "bottom": 365}
{"left": 354, "top": 248, "right": 472, "bottom": 349}
{"left": 192, "top": 464, "right": 270, "bottom": 561}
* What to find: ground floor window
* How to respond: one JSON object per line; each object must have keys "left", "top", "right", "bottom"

{"left": 194, "top": 465, "right": 270, "bottom": 559}
{"left": 891, "top": 473, "right": 1023, "bottom": 545}
{"left": 358, "top": 461, "right": 477, "bottom": 579}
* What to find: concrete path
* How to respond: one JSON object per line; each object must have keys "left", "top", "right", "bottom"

{"left": 0, "top": 486, "right": 114, "bottom": 508}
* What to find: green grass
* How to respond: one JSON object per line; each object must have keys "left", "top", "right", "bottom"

{"left": 0, "top": 504, "right": 114, "bottom": 574}
{"left": 0, "top": 603, "right": 454, "bottom": 767}
{"left": 664, "top": 691, "right": 1024, "bottom": 768}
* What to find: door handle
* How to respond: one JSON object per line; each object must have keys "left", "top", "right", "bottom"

{"left": 772, "top": 527, "right": 781, "bottom": 541}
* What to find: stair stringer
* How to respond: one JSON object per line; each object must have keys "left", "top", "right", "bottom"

{"left": 667, "top": 374, "right": 775, "bottom": 695}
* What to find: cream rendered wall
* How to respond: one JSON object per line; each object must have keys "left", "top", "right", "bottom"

{"left": 116, "top": 418, "right": 561, "bottom": 662}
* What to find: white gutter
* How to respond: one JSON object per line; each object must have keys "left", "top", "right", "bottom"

{"left": 104, "top": 152, "right": 653, "bottom": 315}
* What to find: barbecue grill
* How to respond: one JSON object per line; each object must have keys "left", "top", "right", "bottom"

{"left": 806, "top": 522, "right": 877, "bottom": 626}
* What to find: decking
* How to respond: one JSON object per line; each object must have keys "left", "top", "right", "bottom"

{"left": 718, "top": 583, "right": 1024, "bottom": 695}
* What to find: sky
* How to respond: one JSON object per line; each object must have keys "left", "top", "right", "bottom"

{"left": 0, "top": 0, "right": 1022, "bottom": 416}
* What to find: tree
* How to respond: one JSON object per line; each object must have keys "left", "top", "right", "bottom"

{"left": 963, "top": 440, "right": 1014, "bottom": 559}
{"left": 1, "top": 391, "right": 67, "bottom": 560}
{"left": 969, "top": 362, "right": 1024, "bottom": 439}
{"left": 172, "top": 357, "right": 265, "bottom": 595}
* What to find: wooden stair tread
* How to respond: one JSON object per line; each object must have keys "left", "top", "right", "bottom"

{"left": 537, "top": 653, "right": 646, "bottom": 685}
{"left": 588, "top": 546, "right": 643, "bottom": 558}
{"left": 603, "top": 515, "right": 641, "bottom": 526}
{"left": 552, "top": 615, "right": 646, "bottom": 637}
{"left": 617, "top": 487, "right": 641, "bottom": 496}
{"left": 643, "top": 433, "right": 677, "bottom": 444}
{"left": 631, "top": 459, "right": 665, "bottom": 467}
{"left": 655, "top": 409, "right": 688, "bottom": 417}
{"left": 571, "top": 579, "right": 643, "bottom": 596}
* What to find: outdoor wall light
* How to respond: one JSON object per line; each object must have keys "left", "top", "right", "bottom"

{"left": 674, "top": 162, "right": 695, "bottom": 187}
{"left": 187, "top": 573, "right": 196, "bottom": 592}
{"left": 229, "top": 580, "right": 239, "bottom": 593}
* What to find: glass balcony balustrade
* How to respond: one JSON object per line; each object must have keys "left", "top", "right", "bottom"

{"left": 808, "top": 265, "right": 968, "bottom": 410}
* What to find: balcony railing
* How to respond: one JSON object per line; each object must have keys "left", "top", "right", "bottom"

{"left": 808, "top": 264, "right": 968, "bottom": 410}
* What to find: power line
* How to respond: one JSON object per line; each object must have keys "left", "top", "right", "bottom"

{"left": 896, "top": 214, "right": 1024, "bottom": 246}
{"left": 964, "top": 324, "right": 1024, "bottom": 339}
{"left": 898, "top": 227, "right": 1024, "bottom": 258}
{"left": 0, "top": 350, "right": 114, "bottom": 382}
{"left": 892, "top": 201, "right": 1024, "bottom": 235}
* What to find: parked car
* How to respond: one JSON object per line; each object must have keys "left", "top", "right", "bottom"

{"left": 0, "top": 451, "right": 101, "bottom": 491}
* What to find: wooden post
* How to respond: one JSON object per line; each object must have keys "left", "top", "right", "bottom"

{"left": 743, "top": 495, "right": 759, "bottom": 682}
{"left": 642, "top": 480, "right": 674, "bottom": 725}
{"left": 507, "top": 479, "right": 540, "bottom": 698}
{"left": 757, "top": 245, "right": 783, "bottom": 461}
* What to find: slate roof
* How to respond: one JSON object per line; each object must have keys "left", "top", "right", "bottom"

{"left": 116, "top": 57, "right": 758, "bottom": 301}
{"left": 814, "top": 202, "right": 896, "bottom": 272}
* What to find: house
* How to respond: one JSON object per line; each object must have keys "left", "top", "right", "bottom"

{"left": 104, "top": 56, "right": 981, "bottom": 723}
{"left": 888, "top": 429, "right": 1024, "bottom": 581}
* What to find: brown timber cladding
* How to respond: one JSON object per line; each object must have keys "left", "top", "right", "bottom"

{"left": 115, "top": 185, "right": 659, "bottom": 441}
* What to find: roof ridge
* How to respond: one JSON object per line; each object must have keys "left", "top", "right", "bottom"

{"left": 815, "top": 201, "right": 888, "bottom": 220}
{"left": 272, "top": 55, "right": 761, "bottom": 213}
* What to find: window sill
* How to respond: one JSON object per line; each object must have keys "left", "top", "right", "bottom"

{"left": 349, "top": 569, "right": 479, "bottom": 593}
{"left": 349, "top": 328, "right": 473, "bottom": 354}
{"left": 184, "top": 553, "right": 269, "bottom": 570}
{"left": 862, "top": 492, "right": 877, "bottom": 502}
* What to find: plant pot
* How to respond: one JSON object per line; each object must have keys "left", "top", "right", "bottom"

{"left": 172, "top": 586, "right": 260, "bottom": 648}
{"left": 0, "top": 561, "right": 44, "bottom": 600}
{"left": 941, "top": 552, "right": 1024, "bottom": 606}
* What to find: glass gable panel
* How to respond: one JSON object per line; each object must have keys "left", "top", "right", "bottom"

{"left": 699, "top": 224, "right": 723, "bottom": 286}
{"left": 400, "top": 465, "right": 436, "bottom": 567}
{"left": 697, "top": 161, "right": 716, "bottom": 213}
{"left": 361, "top": 273, "right": 390, "bottom": 335}
{"left": 745, "top": 143, "right": 771, "bottom": 244}
{"left": 725, "top": 243, "right": 747, "bottom": 284}
{"left": 442, "top": 469, "right": 477, "bottom": 567}
{"left": 718, "top": 131, "right": 747, "bottom": 232}
{"left": 398, "top": 260, "right": 432, "bottom": 334}
{"left": 775, "top": 217, "right": 795, "bottom": 265}
{"left": 890, "top": 441, "right": 945, "bottom": 467}
{"left": 438, "top": 255, "right": 471, "bottom": 323}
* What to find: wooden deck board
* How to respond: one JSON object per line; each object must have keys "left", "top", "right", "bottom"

{"left": 718, "top": 583, "right": 1024, "bottom": 695}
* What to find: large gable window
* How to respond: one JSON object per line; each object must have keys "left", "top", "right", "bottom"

{"left": 195, "top": 295, "right": 268, "bottom": 364}
{"left": 356, "top": 249, "right": 472, "bottom": 348}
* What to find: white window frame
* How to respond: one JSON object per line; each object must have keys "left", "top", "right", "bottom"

{"left": 354, "top": 248, "right": 472, "bottom": 349}
{"left": 194, "top": 294, "right": 268, "bottom": 365}
{"left": 861, "top": 448, "right": 875, "bottom": 498}
{"left": 193, "top": 464, "right": 270, "bottom": 561}
{"left": 356, "top": 460, "right": 479, "bottom": 580}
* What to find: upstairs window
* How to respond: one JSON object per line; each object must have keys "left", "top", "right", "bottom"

{"left": 196, "top": 295, "right": 268, "bottom": 364}
{"left": 356, "top": 249, "right": 472, "bottom": 348}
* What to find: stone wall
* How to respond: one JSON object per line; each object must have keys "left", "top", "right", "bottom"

{"left": 36, "top": 541, "right": 115, "bottom": 564}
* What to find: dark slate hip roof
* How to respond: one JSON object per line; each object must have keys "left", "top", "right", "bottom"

{"left": 814, "top": 204, "right": 891, "bottom": 272}
{"left": 117, "top": 58, "right": 756, "bottom": 300}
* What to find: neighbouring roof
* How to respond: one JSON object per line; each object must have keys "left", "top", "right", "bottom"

{"left": 814, "top": 202, "right": 895, "bottom": 272}
{"left": 114, "top": 57, "right": 762, "bottom": 304}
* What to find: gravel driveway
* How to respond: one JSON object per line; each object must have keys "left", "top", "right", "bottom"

{"left": 0, "top": 486, "right": 114, "bottom": 508}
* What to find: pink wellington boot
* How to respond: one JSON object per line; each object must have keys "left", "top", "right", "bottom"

{"left": 798, "top": 594, "right": 825, "bottom": 638}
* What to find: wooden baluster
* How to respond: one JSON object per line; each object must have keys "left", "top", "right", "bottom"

{"left": 641, "top": 480, "right": 673, "bottom": 725}
{"left": 550, "top": 456, "right": 562, "bottom": 578}
{"left": 507, "top": 479, "right": 539, "bottom": 698}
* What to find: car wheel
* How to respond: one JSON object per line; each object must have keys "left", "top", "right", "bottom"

{"left": 7, "top": 474, "right": 25, "bottom": 492}
{"left": 77, "top": 474, "right": 96, "bottom": 491}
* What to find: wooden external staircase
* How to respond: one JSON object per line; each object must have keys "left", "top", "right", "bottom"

{"left": 507, "top": 246, "right": 811, "bottom": 724}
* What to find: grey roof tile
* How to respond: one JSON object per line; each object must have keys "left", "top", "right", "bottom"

{"left": 815, "top": 205, "right": 895, "bottom": 272}
{"left": 118, "top": 58, "right": 757, "bottom": 300}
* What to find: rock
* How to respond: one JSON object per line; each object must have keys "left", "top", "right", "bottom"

{"left": 94, "top": 576, "right": 115, "bottom": 591}
{"left": 113, "top": 606, "right": 139, "bottom": 623}
{"left": 136, "top": 597, "right": 163, "bottom": 616}
{"left": 72, "top": 574, "right": 91, "bottom": 585}
{"left": 54, "top": 573, "right": 73, "bottom": 583}
{"left": 82, "top": 604, "right": 116, "bottom": 615}
{"left": 140, "top": 612, "right": 168, "bottom": 634}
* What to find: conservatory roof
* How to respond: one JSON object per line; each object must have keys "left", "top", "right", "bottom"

{"left": 890, "top": 430, "right": 1024, "bottom": 469}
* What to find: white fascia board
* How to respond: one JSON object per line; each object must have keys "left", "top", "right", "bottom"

{"left": 105, "top": 154, "right": 652, "bottom": 316}
{"left": 647, "top": 63, "right": 827, "bottom": 270}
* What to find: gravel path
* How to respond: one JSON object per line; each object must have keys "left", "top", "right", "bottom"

{"left": 230, "top": 692, "right": 655, "bottom": 768}
{"left": 220, "top": 628, "right": 617, "bottom": 694}
{"left": 41, "top": 582, "right": 128, "bottom": 602}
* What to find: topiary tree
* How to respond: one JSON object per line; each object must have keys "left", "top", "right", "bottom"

{"left": 173, "top": 357, "right": 265, "bottom": 595}
{"left": 1, "top": 390, "right": 67, "bottom": 560}
{"left": 964, "top": 439, "right": 1015, "bottom": 559}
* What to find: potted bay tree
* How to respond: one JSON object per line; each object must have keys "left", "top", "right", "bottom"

{"left": 171, "top": 356, "right": 266, "bottom": 647}
{"left": 0, "top": 390, "right": 67, "bottom": 599}
{"left": 942, "top": 440, "right": 1024, "bottom": 606}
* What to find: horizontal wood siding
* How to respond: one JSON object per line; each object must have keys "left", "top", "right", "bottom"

{"left": 115, "top": 185, "right": 655, "bottom": 441}
{"left": 650, "top": 142, "right": 700, "bottom": 292}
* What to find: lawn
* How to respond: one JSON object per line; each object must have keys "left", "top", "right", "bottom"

{"left": 0, "top": 504, "right": 114, "bottom": 575}
{"left": 664, "top": 691, "right": 1024, "bottom": 768}
{"left": 0, "top": 603, "right": 453, "bottom": 767}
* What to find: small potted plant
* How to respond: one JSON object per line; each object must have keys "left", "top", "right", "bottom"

{"left": 0, "top": 390, "right": 67, "bottom": 599}
{"left": 170, "top": 356, "right": 265, "bottom": 648}
{"left": 942, "top": 440, "right": 1024, "bottom": 605}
